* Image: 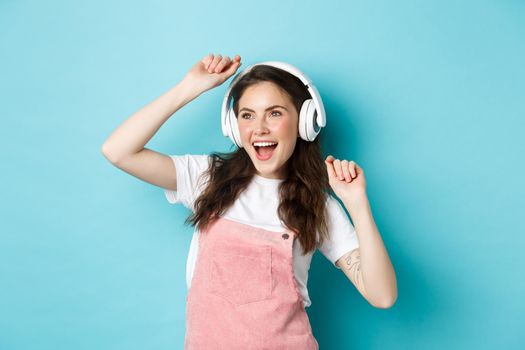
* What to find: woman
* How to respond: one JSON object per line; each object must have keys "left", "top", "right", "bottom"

{"left": 102, "top": 53, "right": 397, "bottom": 349}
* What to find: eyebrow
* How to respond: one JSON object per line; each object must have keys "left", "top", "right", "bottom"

{"left": 239, "top": 105, "right": 288, "bottom": 113}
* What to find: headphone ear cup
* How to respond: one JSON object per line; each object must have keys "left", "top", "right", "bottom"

{"left": 298, "top": 100, "right": 307, "bottom": 141}
{"left": 298, "top": 99, "right": 318, "bottom": 141}
{"left": 228, "top": 109, "right": 243, "bottom": 148}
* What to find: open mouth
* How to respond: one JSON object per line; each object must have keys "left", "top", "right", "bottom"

{"left": 253, "top": 142, "right": 278, "bottom": 161}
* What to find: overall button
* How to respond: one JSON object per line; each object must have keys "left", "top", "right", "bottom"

{"left": 282, "top": 233, "right": 289, "bottom": 240}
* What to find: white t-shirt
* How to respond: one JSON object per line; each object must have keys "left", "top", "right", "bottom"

{"left": 163, "top": 154, "right": 360, "bottom": 308}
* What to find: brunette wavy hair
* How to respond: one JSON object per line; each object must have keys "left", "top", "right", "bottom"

{"left": 185, "top": 65, "right": 332, "bottom": 255}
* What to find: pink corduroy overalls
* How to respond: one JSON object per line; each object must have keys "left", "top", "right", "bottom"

{"left": 184, "top": 216, "right": 319, "bottom": 350}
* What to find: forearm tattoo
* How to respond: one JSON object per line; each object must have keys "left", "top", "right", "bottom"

{"left": 344, "top": 250, "right": 363, "bottom": 289}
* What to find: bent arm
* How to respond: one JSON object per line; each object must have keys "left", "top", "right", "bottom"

{"left": 101, "top": 79, "right": 201, "bottom": 163}
{"left": 101, "top": 79, "right": 203, "bottom": 191}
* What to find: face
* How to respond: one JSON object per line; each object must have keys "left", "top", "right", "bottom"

{"left": 237, "top": 81, "right": 299, "bottom": 180}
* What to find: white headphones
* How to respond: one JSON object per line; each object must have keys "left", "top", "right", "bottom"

{"left": 220, "top": 61, "right": 326, "bottom": 148}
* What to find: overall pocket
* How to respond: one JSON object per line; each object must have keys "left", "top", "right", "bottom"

{"left": 208, "top": 242, "right": 272, "bottom": 306}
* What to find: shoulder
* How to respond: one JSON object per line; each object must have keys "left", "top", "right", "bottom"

{"left": 181, "top": 153, "right": 211, "bottom": 164}
{"left": 325, "top": 194, "right": 347, "bottom": 217}
{"left": 320, "top": 194, "right": 356, "bottom": 239}
{"left": 316, "top": 194, "right": 359, "bottom": 268}
{"left": 172, "top": 154, "right": 212, "bottom": 171}
{"left": 167, "top": 154, "right": 213, "bottom": 188}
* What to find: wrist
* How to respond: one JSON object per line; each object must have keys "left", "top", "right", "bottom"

{"left": 341, "top": 191, "right": 369, "bottom": 211}
{"left": 178, "top": 78, "right": 205, "bottom": 100}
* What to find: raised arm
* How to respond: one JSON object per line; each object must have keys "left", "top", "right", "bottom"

{"left": 326, "top": 156, "right": 398, "bottom": 309}
{"left": 101, "top": 53, "right": 242, "bottom": 190}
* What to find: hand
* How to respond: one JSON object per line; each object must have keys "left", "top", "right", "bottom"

{"left": 325, "top": 155, "right": 367, "bottom": 205}
{"left": 182, "top": 53, "right": 242, "bottom": 95}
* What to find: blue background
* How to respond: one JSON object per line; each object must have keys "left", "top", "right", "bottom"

{"left": 1, "top": 0, "right": 524, "bottom": 349}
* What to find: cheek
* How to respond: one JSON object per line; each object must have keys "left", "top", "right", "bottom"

{"left": 275, "top": 118, "right": 294, "bottom": 136}
{"left": 237, "top": 123, "right": 249, "bottom": 139}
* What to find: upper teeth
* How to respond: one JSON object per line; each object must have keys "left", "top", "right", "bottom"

{"left": 253, "top": 142, "right": 277, "bottom": 147}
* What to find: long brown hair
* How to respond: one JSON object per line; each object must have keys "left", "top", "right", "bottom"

{"left": 185, "top": 65, "right": 331, "bottom": 255}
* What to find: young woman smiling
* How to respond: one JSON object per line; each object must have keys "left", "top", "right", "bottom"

{"left": 102, "top": 53, "right": 397, "bottom": 349}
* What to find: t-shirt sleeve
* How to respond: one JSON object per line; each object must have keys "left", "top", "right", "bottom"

{"left": 318, "top": 195, "right": 360, "bottom": 270}
{"left": 163, "top": 154, "right": 211, "bottom": 211}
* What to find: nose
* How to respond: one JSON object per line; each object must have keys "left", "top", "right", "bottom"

{"left": 253, "top": 116, "right": 270, "bottom": 135}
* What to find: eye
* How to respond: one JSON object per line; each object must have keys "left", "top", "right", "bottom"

{"left": 240, "top": 110, "right": 282, "bottom": 119}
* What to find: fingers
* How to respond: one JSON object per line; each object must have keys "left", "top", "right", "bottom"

{"left": 340, "top": 160, "right": 352, "bottom": 182}
{"left": 224, "top": 55, "right": 242, "bottom": 74}
{"left": 207, "top": 54, "right": 223, "bottom": 72}
{"left": 333, "top": 159, "right": 346, "bottom": 181}
{"left": 205, "top": 54, "right": 241, "bottom": 74}
{"left": 213, "top": 56, "right": 229, "bottom": 72}
{"left": 325, "top": 155, "right": 358, "bottom": 182}
{"left": 203, "top": 53, "right": 214, "bottom": 66}
{"left": 324, "top": 156, "right": 337, "bottom": 178}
